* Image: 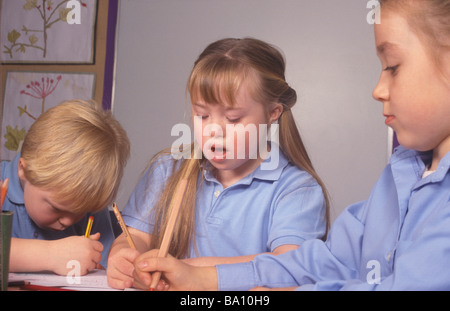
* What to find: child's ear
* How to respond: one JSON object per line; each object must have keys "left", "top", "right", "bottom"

{"left": 17, "top": 158, "right": 27, "bottom": 182}
{"left": 269, "top": 103, "right": 283, "bottom": 123}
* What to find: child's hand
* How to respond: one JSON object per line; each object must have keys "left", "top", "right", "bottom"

{"left": 133, "top": 249, "right": 218, "bottom": 291}
{"left": 107, "top": 247, "right": 140, "bottom": 289}
{"left": 132, "top": 250, "right": 171, "bottom": 290}
{"left": 49, "top": 233, "right": 103, "bottom": 276}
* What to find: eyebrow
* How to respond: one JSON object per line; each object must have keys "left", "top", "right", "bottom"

{"left": 192, "top": 102, "right": 208, "bottom": 108}
{"left": 45, "top": 198, "right": 70, "bottom": 213}
{"left": 192, "top": 102, "right": 243, "bottom": 111}
{"left": 376, "top": 42, "right": 400, "bottom": 55}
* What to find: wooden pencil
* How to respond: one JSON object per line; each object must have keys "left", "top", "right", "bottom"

{"left": 149, "top": 178, "right": 189, "bottom": 291}
{"left": 112, "top": 202, "right": 136, "bottom": 249}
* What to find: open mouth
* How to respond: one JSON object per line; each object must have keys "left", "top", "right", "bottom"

{"left": 210, "top": 144, "right": 227, "bottom": 160}
{"left": 211, "top": 145, "right": 224, "bottom": 152}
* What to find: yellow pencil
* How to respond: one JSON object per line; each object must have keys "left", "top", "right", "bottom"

{"left": 85, "top": 216, "right": 94, "bottom": 237}
{"left": 112, "top": 202, "right": 136, "bottom": 249}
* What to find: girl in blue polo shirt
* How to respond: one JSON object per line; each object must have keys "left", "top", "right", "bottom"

{"left": 107, "top": 38, "right": 330, "bottom": 289}
{"left": 133, "top": 0, "right": 450, "bottom": 291}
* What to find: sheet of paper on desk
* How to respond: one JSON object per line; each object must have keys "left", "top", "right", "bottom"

{"left": 8, "top": 269, "right": 133, "bottom": 291}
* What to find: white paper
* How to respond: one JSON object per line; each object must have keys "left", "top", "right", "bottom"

{"left": 8, "top": 269, "right": 128, "bottom": 291}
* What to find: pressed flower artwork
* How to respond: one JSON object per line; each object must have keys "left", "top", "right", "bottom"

{"left": 1, "top": 71, "right": 95, "bottom": 160}
{"left": 1, "top": 0, "right": 97, "bottom": 63}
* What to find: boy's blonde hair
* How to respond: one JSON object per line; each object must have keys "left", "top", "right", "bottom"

{"left": 150, "top": 38, "right": 330, "bottom": 258}
{"left": 20, "top": 100, "right": 130, "bottom": 214}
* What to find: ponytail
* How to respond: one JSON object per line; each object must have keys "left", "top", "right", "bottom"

{"left": 278, "top": 109, "right": 330, "bottom": 237}
{"left": 277, "top": 84, "right": 330, "bottom": 237}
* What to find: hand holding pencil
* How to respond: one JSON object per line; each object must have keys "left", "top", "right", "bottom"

{"left": 134, "top": 249, "right": 218, "bottom": 291}
{"left": 147, "top": 178, "right": 189, "bottom": 290}
{"left": 131, "top": 162, "right": 194, "bottom": 291}
{"left": 46, "top": 233, "right": 103, "bottom": 276}
{"left": 106, "top": 202, "right": 141, "bottom": 289}
{"left": 140, "top": 162, "right": 194, "bottom": 291}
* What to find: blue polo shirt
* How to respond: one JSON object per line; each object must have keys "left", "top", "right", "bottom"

{"left": 122, "top": 147, "right": 326, "bottom": 257}
{"left": 1, "top": 154, "right": 115, "bottom": 268}
{"left": 217, "top": 146, "right": 450, "bottom": 290}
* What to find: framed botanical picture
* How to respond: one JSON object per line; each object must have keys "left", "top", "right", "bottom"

{"left": 0, "top": 0, "right": 119, "bottom": 161}
{"left": 1, "top": 70, "right": 95, "bottom": 160}
{"left": 1, "top": 0, "right": 98, "bottom": 64}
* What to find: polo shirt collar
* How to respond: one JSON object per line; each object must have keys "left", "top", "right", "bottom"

{"left": 391, "top": 145, "right": 450, "bottom": 187}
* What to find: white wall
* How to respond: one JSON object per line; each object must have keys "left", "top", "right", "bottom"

{"left": 112, "top": 0, "right": 388, "bottom": 223}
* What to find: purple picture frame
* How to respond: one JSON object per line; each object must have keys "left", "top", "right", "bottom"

{"left": 102, "top": 0, "right": 118, "bottom": 111}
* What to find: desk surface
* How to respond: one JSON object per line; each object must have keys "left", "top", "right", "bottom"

{"left": 8, "top": 269, "right": 139, "bottom": 291}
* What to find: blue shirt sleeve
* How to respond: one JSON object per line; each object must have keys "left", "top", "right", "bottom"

{"left": 122, "top": 155, "right": 176, "bottom": 233}
{"left": 217, "top": 200, "right": 365, "bottom": 291}
{"left": 299, "top": 202, "right": 450, "bottom": 291}
{"left": 90, "top": 208, "right": 115, "bottom": 268}
{"left": 218, "top": 156, "right": 450, "bottom": 291}
{"left": 268, "top": 182, "right": 326, "bottom": 250}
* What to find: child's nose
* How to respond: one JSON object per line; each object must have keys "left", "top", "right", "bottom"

{"left": 205, "top": 120, "right": 225, "bottom": 138}
{"left": 372, "top": 74, "right": 389, "bottom": 103}
{"left": 58, "top": 215, "right": 76, "bottom": 228}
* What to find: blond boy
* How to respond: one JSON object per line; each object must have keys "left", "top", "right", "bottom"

{"left": 1, "top": 100, "right": 129, "bottom": 275}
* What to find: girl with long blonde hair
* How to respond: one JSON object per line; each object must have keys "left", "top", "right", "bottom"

{"left": 107, "top": 37, "right": 330, "bottom": 290}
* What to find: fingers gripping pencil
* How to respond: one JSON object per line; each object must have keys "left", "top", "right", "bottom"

{"left": 148, "top": 162, "right": 195, "bottom": 291}
{"left": 149, "top": 179, "right": 188, "bottom": 291}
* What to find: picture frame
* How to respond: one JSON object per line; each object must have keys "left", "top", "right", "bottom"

{"left": 1, "top": 70, "right": 96, "bottom": 161}
{"left": 1, "top": 0, "right": 98, "bottom": 64}
{"left": 0, "top": 0, "right": 119, "bottom": 160}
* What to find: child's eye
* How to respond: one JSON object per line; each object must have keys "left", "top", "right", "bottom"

{"left": 384, "top": 65, "right": 399, "bottom": 75}
{"left": 227, "top": 117, "right": 241, "bottom": 123}
{"left": 196, "top": 114, "right": 208, "bottom": 120}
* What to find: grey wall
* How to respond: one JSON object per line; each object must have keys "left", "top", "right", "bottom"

{"left": 112, "top": 0, "right": 388, "bottom": 223}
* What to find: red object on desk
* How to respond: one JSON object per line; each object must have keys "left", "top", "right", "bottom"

{"left": 21, "top": 283, "right": 76, "bottom": 291}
